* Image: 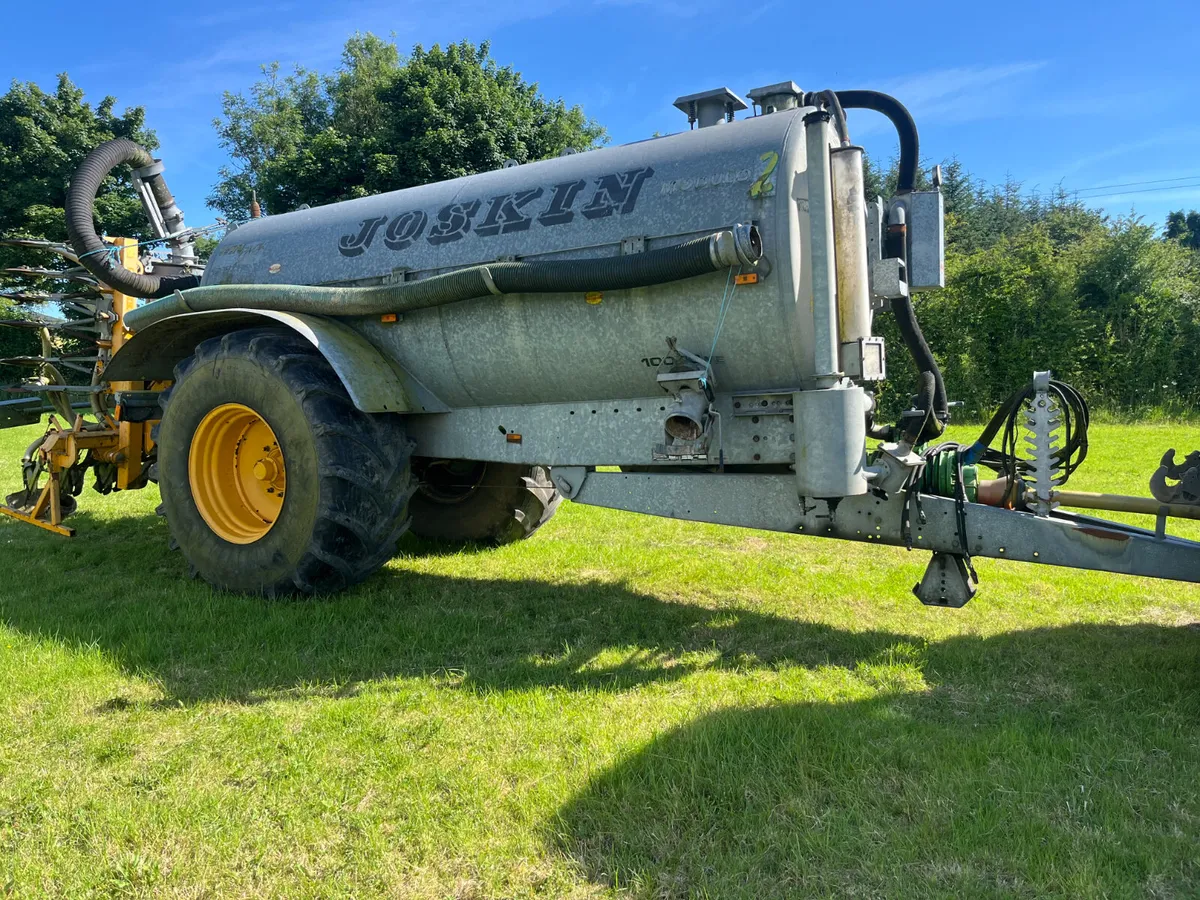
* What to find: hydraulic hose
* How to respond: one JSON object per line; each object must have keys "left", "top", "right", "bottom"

{"left": 901, "top": 371, "right": 938, "bottom": 445}
{"left": 65, "top": 138, "right": 202, "bottom": 299}
{"left": 892, "top": 293, "right": 948, "bottom": 426}
{"left": 834, "top": 90, "right": 919, "bottom": 193}
{"left": 124, "top": 224, "right": 763, "bottom": 333}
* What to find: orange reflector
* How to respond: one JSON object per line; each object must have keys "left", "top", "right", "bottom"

{"left": 585, "top": 291, "right": 603, "bottom": 305}
{"left": 506, "top": 433, "right": 523, "bottom": 443}
{"left": 380, "top": 313, "right": 398, "bottom": 323}
{"left": 734, "top": 273, "right": 759, "bottom": 285}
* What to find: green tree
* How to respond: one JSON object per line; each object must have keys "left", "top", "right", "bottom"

{"left": 1074, "top": 218, "right": 1200, "bottom": 409}
{"left": 909, "top": 222, "right": 1089, "bottom": 416}
{"left": 0, "top": 74, "right": 156, "bottom": 382}
{"left": 1165, "top": 209, "right": 1200, "bottom": 249}
{"left": 209, "top": 35, "right": 607, "bottom": 220}
{"left": 897, "top": 210, "right": 1200, "bottom": 418}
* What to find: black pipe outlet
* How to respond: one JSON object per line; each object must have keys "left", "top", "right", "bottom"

{"left": 65, "top": 139, "right": 201, "bottom": 299}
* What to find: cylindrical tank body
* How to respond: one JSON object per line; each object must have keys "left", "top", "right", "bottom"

{"left": 205, "top": 108, "right": 839, "bottom": 408}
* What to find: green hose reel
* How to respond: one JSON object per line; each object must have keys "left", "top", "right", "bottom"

{"left": 919, "top": 447, "right": 978, "bottom": 502}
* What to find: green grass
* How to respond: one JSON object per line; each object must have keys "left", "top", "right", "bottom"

{"left": 0, "top": 421, "right": 1198, "bottom": 898}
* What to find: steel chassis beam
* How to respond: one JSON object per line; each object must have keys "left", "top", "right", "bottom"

{"left": 552, "top": 470, "right": 1200, "bottom": 585}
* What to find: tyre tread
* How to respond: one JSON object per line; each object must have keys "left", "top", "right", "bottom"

{"left": 158, "top": 328, "right": 414, "bottom": 595}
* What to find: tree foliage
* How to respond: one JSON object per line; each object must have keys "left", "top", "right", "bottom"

{"left": 0, "top": 74, "right": 155, "bottom": 260}
{"left": 1165, "top": 209, "right": 1200, "bottom": 250}
{"left": 209, "top": 35, "right": 607, "bottom": 220}
{"left": 871, "top": 159, "right": 1200, "bottom": 418}
{"left": 0, "top": 74, "right": 156, "bottom": 381}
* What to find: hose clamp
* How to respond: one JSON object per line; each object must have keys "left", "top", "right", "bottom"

{"left": 709, "top": 232, "right": 736, "bottom": 268}
{"left": 132, "top": 160, "right": 165, "bottom": 179}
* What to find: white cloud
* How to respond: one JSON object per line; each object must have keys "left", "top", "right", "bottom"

{"left": 845, "top": 61, "right": 1048, "bottom": 135}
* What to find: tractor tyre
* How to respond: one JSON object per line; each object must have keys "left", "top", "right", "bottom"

{"left": 155, "top": 328, "right": 415, "bottom": 595}
{"left": 408, "top": 459, "right": 561, "bottom": 545}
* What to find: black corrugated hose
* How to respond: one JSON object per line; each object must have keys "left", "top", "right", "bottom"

{"left": 902, "top": 371, "right": 938, "bottom": 444}
{"left": 65, "top": 138, "right": 202, "bottom": 299}
{"left": 123, "top": 227, "right": 762, "bottom": 333}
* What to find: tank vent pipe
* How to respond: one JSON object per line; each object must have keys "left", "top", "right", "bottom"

{"left": 804, "top": 110, "right": 840, "bottom": 384}
{"left": 830, "top": 145, "right": 871, "bottom": 352}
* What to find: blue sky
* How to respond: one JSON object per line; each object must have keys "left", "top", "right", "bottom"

{"left": 4, "top": 0, "right": 1198, "bottom": 231}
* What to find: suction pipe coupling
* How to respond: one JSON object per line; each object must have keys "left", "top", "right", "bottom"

{"left": 66, "top": 138, "right": 201, "bottom": 299}
{"left": 709, "top": 224, "right": 762, "bottom": 269}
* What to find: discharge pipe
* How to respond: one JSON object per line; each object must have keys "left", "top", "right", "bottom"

{"left": 831, "top": 89, "right": 947, "bottom": 432}
{"left": 833, "top": 90, "right": 919, "bottom": 193}
{"left": 66, "top": 139, "right": 202, "bottom": 299}
{"left": 124, "top": 224, "right": 763, "bottom": 333}
{"left": 804, "top": 109, "right": 840, "bottom": 385}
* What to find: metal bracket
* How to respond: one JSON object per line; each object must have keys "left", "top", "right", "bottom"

{"left": 866, "top": 195, "right": 883, "bottom": 254}
{"left": 131, "top": 165, "right": 170, "bottom": 240}
{"left": 731, "top": 392, "right": 794, "bottom": 416}
{"left": 1028, "top": 370, "right": 1062, "bottom": 517}
{"left": 620, "top": 236, "right": 646, "bottom": 255}
{"left": 870, "top": 257, "right": 908, "bottom": 302}
{"left": 549, "top": 466, "right": 588, "bottom": 499}
{"left": 866, "top": 442, "right": 924, "bottom": 495}
{"left": 656, "top": 368, "right": 709, "bottom": 396}
{"left": 913, "top": 552, "right": 976, "bottom": 607}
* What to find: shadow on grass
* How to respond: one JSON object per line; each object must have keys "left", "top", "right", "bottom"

{"left": 554, "top": 622, "right": 1200, "bottom": 898}
{"left": 0, "top": 510, "right": 911, "bottom": 703}
{"left": 4, "top": 509, "right": 1199, "bottom": 895}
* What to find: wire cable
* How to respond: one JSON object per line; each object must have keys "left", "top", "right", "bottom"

{"left": 963, "top": 378, "right": 1090, "bottom": 502}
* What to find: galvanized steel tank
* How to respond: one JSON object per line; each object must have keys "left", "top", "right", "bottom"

{"left": 204, "top": 107, "right": 827, "bottom": 408}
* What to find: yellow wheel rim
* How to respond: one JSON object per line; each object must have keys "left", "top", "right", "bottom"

{"left": 188, "top": 403, "right": 286, "bottom": 544}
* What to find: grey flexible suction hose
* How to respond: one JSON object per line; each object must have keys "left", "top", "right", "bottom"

{"left": 124, "top": 224, "right": 762, "bottom": 333}
{"left": 65, "top": 138, "right": 202, "bottom": 299}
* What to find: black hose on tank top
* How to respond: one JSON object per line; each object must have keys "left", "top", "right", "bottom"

{"left": 65, "top": 138, "right": 201, "bottom": 299}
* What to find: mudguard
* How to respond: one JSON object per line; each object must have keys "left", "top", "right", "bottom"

{"left": 103, "top": 309, "right": 447, "bottom": 414}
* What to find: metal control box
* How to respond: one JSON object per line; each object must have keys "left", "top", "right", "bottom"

{"left": 907, "top": 189, "right": 945, "bottom": 289}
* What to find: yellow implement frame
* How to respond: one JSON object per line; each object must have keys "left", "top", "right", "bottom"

{"left": 0, "top": 238, "right": 153, "bottom": 536}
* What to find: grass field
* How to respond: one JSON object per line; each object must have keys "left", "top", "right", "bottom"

{"left": 0, "top": 420, "right": 1198, "bottom": 898}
